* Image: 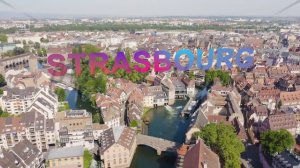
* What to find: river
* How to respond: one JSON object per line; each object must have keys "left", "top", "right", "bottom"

{"left": 130, "top": 100, "right": 190, "bottom": 168}
{"left": 65, "top": 87, "right": 208, "bottom": 168}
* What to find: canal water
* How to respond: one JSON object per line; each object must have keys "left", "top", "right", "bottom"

{"left": 130, "top": 100, "right": 190, "bottom": 168}
{"left": 65, "top": 88, "right": 208, "bottom": 168}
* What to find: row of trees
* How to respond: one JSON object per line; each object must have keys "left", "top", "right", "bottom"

{"left": 32, "top": 23, "right": 230, "bottom": 33}
{"left": 196, "top": 123, "right": 295, "bottom": 167}
{"left": 2, "top": 47, "right": 25, "bottom": 57}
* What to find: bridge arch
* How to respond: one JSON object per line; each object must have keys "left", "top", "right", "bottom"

{"left": 136, "top": 134, "right": 180, "bottom": 155}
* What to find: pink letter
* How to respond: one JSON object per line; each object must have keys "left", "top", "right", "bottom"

{"left": 47, "top": 54, "right": 67, "bottom": 76}
{"left": 111, "top": 52, "right": 131, "bottom": 74}
{"left": 68, "top": 53, "right": 86, "bottom": 76}
{"left": 134, "top": 50, "right": 151, "bottom": 73}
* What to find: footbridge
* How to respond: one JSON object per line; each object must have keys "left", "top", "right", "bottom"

{"left": 136, "top": 134, "right": 181, "bottom": 155}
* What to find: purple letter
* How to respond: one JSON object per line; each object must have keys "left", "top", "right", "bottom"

{"left": 154, "top": 50, "right": 171, "bottom": 73}
{"left": 235, "top": 48, "right": 254, "bottom": 69}
{"left": 111, "top": 52, "right": 131, "bottom": 74}
{"left": 197, "top": 49, "right": 214, "bottom": 70}
{"left": 174, "top": 49, "right": 194, "bottom": 71}
{"left": 216, "top": 48, "right": 233, "bottom": 69}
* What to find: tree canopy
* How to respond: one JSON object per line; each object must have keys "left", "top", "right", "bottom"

{"left": 0, "top": 34, "right": 7, "bottom": 43}
{"left": 196, "top": 123, "right": 245, "bottom": 168}
{"left": 83, "top": 150, "right": 93, "bottom": 168}
{"left": 261, "top": 130, "right": 295, "bottom": 156}
{"left": 0, "top": 74, "right": 6, "bottom": 87}
{"left": 73, "top": 44, "right": 107, "bottom": 99}
{"left": 205, "top": 69, "right": 231, "bottom": 86}
{"left": 0, "top": 108, "right": 10, "bottom": 118}
{"left": 54, "top": 88, "right": 66, "bottom": 102}
{"left": 73, "top": 45, "right": 148, "bottom": 100}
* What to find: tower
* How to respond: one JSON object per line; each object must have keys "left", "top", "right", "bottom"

{"left": 28, "top": 55, "right": 38, "bottom": 72}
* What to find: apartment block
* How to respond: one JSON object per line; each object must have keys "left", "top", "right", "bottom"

{"left": 99, "top": 126, "right": 136, "bottom": 168}
{"left": 55, "top": 110, "right": 94, "bottom": 149}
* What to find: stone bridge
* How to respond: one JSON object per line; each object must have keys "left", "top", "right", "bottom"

{"left": 136, "top": 134, "right": 181, "bottom": 155}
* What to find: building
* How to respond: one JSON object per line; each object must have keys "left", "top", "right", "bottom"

{"left": 96, "top": 94, "right": 122, "bottom": 128}
{"left": 161, "top": 78, "right": 176, "bottom": 105}
{"left": 0, "top": 110, "right": 55, "bottom": 152}
{"left": 0, "top": 140, "right": 44, "bottom": 168}
{"left": 141, "top": 85, "right": 168, "bottom": 108}
{"left": 28, "top": 87, "right": 59, "bottom": 119}
{"left": 0, "top": 87, "right": 38, "bottom": 115}
{"left": 46, "top": 146, "right": 84, "bottom": 168}
{"left": 11, "top": 140, "right": 43, "bottom": 168}
{"left": 280, "top": 90, "right": 300, "bottom": 106}
{"left": 0, "top": 86, "right": 58, "bottom": 118}
{"left": 99, "top": 126, "right": 136, "bottom": 168}
{"left": 0, "top": 53, "right": 38, "bottom": 76}
{"left": 261, "top": 112, "right": 297, "bottom": 136}
{"left": 182, "top": 76, "right": 196, "bottom": 97}
{"left": 182, "top": 139, "right": 221, "bottom": 168}
{"left": 92, "top": 123, "right": 109, "bottom": 140}
{"left": 272, "top": 151, "right": 300, "bottom": 168}
{"left": 6, "top": 71, "right": 51, "bottom": 89}
{"left": 55, "top": 110, "right": 94, "bottom": 149}
{"left": 171, "top": 77, "right": 187, "bottom": 98}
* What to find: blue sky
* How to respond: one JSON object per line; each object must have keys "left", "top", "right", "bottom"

{"left": 0, "top": 0, "right": 300, "bottom": 17}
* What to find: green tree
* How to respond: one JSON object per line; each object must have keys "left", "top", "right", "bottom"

{"left": 0, "top": 108, "right": 10, "bottom": 118}
{"left": 261, "top": 130, "right": 295, "bottom": 156}
{"left": 0, "top": 74, "right": 6, "bottom": 87}
{"left": 130, "top": 120, "right": 138, "bottom": 127}
{"left": 276, "top": 100, "right": 282, "bottom": 109}
{"left": 13, "top": 47, "right": 25, "bottom": 55}
{"left": 83, "top": 150, "right": 93, "bottom": 168}
{"left": 54, "top": 88, "right": 66, "bottom": 102}
{"left": 197, "top": 123, "right": 245, "bottom": 168}
{"left": 205, "top": 69, "right": 231, "bottom": 86}
{"left": 41, "top": 47, "right": 47, "bottom": 56}
{"left": 188, "top": 71, "right": 195, "bottom": 79}
{"left": 72, "top": 44, "right": 107, "bottom": 103}
{"left": 0, "top": 34, "right": 7, "bottom": 43}
{"left": 33, "top": 42, "right": 40, "bottom": 49}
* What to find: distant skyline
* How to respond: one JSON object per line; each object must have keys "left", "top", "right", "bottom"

{"left": 0, "top": 0, "right": 300, "bottom": 18}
